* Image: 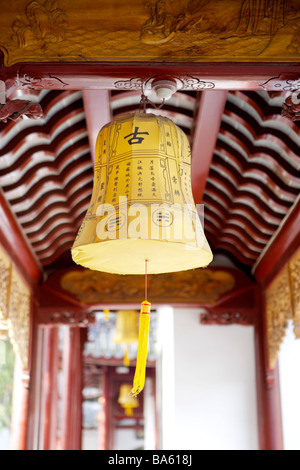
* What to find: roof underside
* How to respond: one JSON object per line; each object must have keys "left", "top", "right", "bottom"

{"left": 0, "top": 88, "right": 299, "bottom": 275}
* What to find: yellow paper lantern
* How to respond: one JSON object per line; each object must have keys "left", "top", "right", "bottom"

{"left": 114, "top": 310, "right": 139, "bottom": 366}
{"left": 114, "top": 310, "right": 139, "bottom": 344}
{"left": 71, "top": 112, "right": 213, "bottom": 275}
{"left": 72, "top": 111, "right": 213, "bottom": 395}
{"left": 118, "top": 383, "right": 139, "bottom": 416}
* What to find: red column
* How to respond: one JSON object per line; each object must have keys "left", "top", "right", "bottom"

{"left": 41, "top": 327, "right": 59, "bottom": 450}
{"left": 255, "top": 290, "right": 283, "bottom": 450}
{"left": 61, "top": 327, "right": 84, "bottom": 450}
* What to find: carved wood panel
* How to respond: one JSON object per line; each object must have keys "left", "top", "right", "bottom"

{"left": 265, "top": 247, "right": 300, "bottom": 368}
{"left": 289, "top": 249, "right": 300, "bottom": 338}
{"left": 1, "top": 0, "right": 300, "bottom": 66}
{"left": 60, "top": 268, "right": 235, "bottom": 305}
{"left": 0, "top": 244, "right": 31, "bottom": 369}
{"left": 0, "top": 246, "right": 11, "bottom": 322}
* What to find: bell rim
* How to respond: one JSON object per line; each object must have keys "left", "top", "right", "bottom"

{"left": 71, "top": 238, "right": 213, "bottom": 275}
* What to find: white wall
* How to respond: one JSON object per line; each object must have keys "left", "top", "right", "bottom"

{"left": 157, "top": 307, "right": 258, "bottom": 450}
{"left": 279, "top": 320, "right": 300, "bottom": 450}
{"left": 114, "top": 429, "right": 144, "bottom": 450}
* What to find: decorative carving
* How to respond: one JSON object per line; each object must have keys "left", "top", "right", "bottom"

{"left": 181, "top": 76, "right": 215, "bottom": 90}
{"left": 259, "top": 75, "right": 300, "bottom": 91}
{"left": 11, "top": 0, "right": 68, "bottom": 49}
{"left": 114, "top": 77, "right": 143, "bottom": 90}
{"left": 281, "top": 79, "right": 300, "bottom": 121}
{"left": 0, "top": 246, "right": 11, "bottom": 322}
{"left": 7, "top": 267, "right": 31, "bottom": 370}
{"left": 0, "top": 244, "right": 31, "bottom": 370}
{"left": 0, "top": 0, "right": 300, "bottom": 66}
{"left": 16, "top": 73, "right": 69, "bottom": 90}
{"left": 265, "top": 265, "right": 292, "bottom": 369}
{"left": 61, "top": 269, "right": 235, "bottom": 305}
{"left": 200, "top": 310, "right": 252, "bottom": 326}
{"left": 140, "top": 0, "right": 196, "bottom": 45}
{"left": 114, "top": 75, "right": 214, "bottom": 92}
{"left": 289, "top": 249, "right": 300, "bottom": 338}
{"left": 0, "top": 98, "right": 44, "bottom": 122}
{"left": 45, "top": 311, "right": 95, "bottom": 326}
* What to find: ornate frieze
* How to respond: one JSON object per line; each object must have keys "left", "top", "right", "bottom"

{"left": 0, "top": 246, "right": 11, "bottom": 322}
{"left": 0, "top": 244, "right": 31, "bottom": 370}
{"left": 7, "top": 267, "right": 31, "bottom": 370}
{"left": 265, "top": 247, "right": 300, "bottom": 368}
{"left": 288, "top": 249, "right": 300, "bottom": 338}
{"left": 61, "top": 268, "right": 235, "bottom": 305}
{"left": 1, "top": 0, "right": 300, "bottom": 66}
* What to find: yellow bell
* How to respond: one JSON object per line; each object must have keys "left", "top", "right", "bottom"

{"left": 114, "top": 310, "right": 139, "bottom": 344}
{"left": 114, "top": 310, "right": 139, "bottom": 366}
{"left": 118, "top": 383, "right": 139, "bottom": 416}
{"left": 71, "top": 112, "right": 213, "bottom": 275}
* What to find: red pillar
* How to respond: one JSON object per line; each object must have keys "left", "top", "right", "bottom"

{"left": 255, "top": 290, "right": 283, "bottom": 450}
{"left": 41, "top": 327, "right": 59, "bottom": 450}
{"left": 61, "top": 327, "right": 84, "bottom": 450}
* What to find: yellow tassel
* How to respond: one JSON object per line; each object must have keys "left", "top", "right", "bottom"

{"left": 131, "top": 300, "right": 151, "bottom": 396}
{"left": 104, "top": 309, "right": 110, "bottom": 321}
{"left": 123, "top": 345, "right": 130, "bottom": 366}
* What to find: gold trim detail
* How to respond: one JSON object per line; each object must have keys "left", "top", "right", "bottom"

{"left": 0, "top": 245, "right": 31, "bottom": 370}
{"left": 266, "top": 247, "right": 300, "bottom": 368}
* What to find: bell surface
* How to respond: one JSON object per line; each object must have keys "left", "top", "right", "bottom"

{"left": 72, "top": 112, "right": 213, "bottom": 274}
{"left": 118, "top": 383, "right": 139, "bottom": 408}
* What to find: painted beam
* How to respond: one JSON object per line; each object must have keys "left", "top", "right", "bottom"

{"left": 191, "top": 90, "right": 227, "bottom": 205}
{"left": 0, "top": 187, "right": 42, "bottom": 285}
{"left": 2, "top": 63, "right": 300, "bottom": 92}
{"left": 253, "top": 194, "right": 300, "bottom": 286}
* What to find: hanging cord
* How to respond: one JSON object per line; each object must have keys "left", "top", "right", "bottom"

{"left": 145, "top": 258, "right": 148, "bottom": 301}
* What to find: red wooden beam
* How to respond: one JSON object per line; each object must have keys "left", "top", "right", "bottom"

{"left": 3, "top": 63, "right": 300, "bottom": 92}
{"left": 0, "top": 187, "right": 42, "bottom": 284}
{"left": 253, "top": 194, "right": 300, "bottom": 285}
{"left": 191, "top": 90, "right": 227, "bottom": 205}
{"left": 82, "top": 90, "right": 112, "bottom": 162}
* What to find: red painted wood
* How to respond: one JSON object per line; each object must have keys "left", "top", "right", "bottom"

{"left": 2, "top": 62, "right": 300, "bottom": 91}
{"left": 191, "top": 90, "right": 227, "bottom": 204}
{"left": 42, "top": 327, "right": 59, "bottom": 450}
{"left": 0, "top": 187, "right": 42, "bottom": 284}
{"left": 255, "top": 289, "right": 283, "bottom": 450}
{"left": 61, "top": 327, "right": 83, "bottom": 450}
{"left": 253, "top": 195, "right": 300, "bottom": 286}
{"left": 26, "top": 324, "right": 44, "bottom": 449}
